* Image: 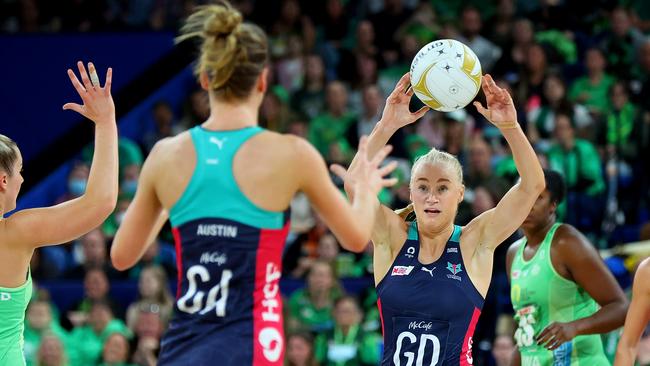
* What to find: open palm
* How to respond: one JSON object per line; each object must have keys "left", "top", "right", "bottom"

{"left": 473, "top": 74, "right": 517, "bottom": 128}
{"left": 380, "top": 73, "right": 429, "bottom": 130}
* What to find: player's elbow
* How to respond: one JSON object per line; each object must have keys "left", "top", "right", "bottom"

{"left": 340, "top": 233, "right": 370, "bottom": 253}
{"left": 110, "top": 246, "right": 134, "bottom": 271}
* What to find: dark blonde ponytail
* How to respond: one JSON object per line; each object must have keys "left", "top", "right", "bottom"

{"left": 177, "top": 1, "right": 268, "bottom": 100}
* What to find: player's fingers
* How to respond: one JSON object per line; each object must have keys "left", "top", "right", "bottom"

{"left": 535, "top": 324, "right": 554, "bottom": 343}
{"left": 473, "top": 101, "right": 490, "bottom": 119}
{"left": 412, "top": 106, "right": 430, "bottom": 119}
{"left": 329, "top": 164, "right": 348, "bottom": 179}
{"left": 67, "top": 69, "right": 86, "bottom": 96}
{"left": 88, "top": 62, "right": 100, "bottom": 88}
{"left": 62, "top": 103, "right": 85, "bottom": 115}
{"left": 104, "top": 67, "right": 113, "bottom": 94}
{"left": 371, "top": 145, "right": 394, "bottom": 167}
{"left": 382, "top": 177, "right": 399, "bottom": 187}
{"left": 77, "top": 61, "right": 93, "bottom": 92}
{"left": 378, "top": 160, "right": 398, "bottom": 177}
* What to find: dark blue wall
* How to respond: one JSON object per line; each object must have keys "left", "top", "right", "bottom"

{"left": 0, "top": 33, "right": 174, "bottom": 162}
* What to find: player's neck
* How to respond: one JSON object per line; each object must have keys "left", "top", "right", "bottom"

{"left": 524, "top": 219, "right": 555, "bottom": 247}
{"left": 419, "top": 223, "right": 454, "bottom": 252}
{"left": 204, "top": 99, "right": 259, "bottom": 130}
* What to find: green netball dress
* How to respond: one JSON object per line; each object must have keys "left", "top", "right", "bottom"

{"left": 510, "top": 223, "right": 609, "bottom": 366}
{"left": 0, "top": 270, "right": 32, "bottom": 366}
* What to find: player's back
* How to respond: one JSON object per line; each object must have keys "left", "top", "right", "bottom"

{"left": 155, "top": 125, "right": 295, "bottom": 366}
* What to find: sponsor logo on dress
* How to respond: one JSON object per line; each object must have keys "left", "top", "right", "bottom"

{"left": 199, "top": 251, "right": 227, "bottom": 266}
{"left": 391, "top": 266, "right": 414, "bottom": 276}
{"left": 446, "top": 247, "right": 458, "bottom": 253}
{"left": 408, "top": 321, "right": 433, "bottom": 331}
{"left": 512, "top": 270, "right": 521, "bottom": 279}
{"left": 0, "top": 292, "right": 10, "bottom": 301}
{"left": 209, "top": 136, "right": 227, "bottom": 150}
{"left": 421, "top": 267, "right": 436, "bottom": 277}
{"left": 405, "top": 246, "right": 416, "bottom": 258}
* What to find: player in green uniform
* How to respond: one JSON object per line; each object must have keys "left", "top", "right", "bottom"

{"left": 0, "top": 62, "right": 118, "bottom": 365}
{"left": 506, "top": 170, "right": 628, "bottom": 365}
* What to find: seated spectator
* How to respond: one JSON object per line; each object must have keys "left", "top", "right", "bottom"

{"left": 314, "top": 296, "right": 381, "bottom": 366}
{"left": 67, "top": 300, "right": 131, "bottom": 366}
{"left": 547, "top": 112, "right": 605, "bottom": 232}
{"left": 291, "top": 54, "right": 326, "bottom": 120}
{"left": 492, "top": 334, "right": 516, "bottom": 366}
{"left": 143, "top": 100, "right": 182, "bottom": 153}
{"left": 36, "top": 334, "right": 68, "bottom": 366}
{"left": 56, "top": 162, "right": 90, "bottom": 203}
{"left": 568, "top": 48, "right": 616, "bottom": 116}
{"left": 68, "top": 268, "right": 122, "bottom": 327}
{"left": 100, "top": 332, "right": 134, "bottom": 366}
{"left": 130, "top": 304, "right": 166, "bottom": 366}
{"left": 308, "top": 81, "right": 357, "bottom": 162}
{"left": 288, "top": 260, "right": 343, "bottom": 332}
{"left": 24, "top": 299, "right": 68, "bottom": 366}
{"left": 125, "top": 266, "right": 174, "bottom": 330}
{"left": 527, "top": 74, "right": 594, "bottom": 147}
{"left": 286, "top": 332, "right": 319, "bottom": 366}
{"left": 457, "top": 5, "right": 502, "bottom": 72}
{"left": 65, "top": 229, "right": 121, "bottom": 280}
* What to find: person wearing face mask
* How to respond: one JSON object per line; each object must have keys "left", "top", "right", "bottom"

{"left": 334, "top": 73, "right": 545, "bottom": 365}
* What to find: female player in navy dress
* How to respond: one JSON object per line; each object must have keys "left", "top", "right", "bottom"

{"left": 109, "top": 2, "right": 398, "bottom": 365}
{"left": 334, "top": 74, "right": 545, "bottom": 365}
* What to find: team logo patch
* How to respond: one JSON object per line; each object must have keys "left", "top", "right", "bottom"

{"left": 446, "top": 262, "right": 462, "bottom": 275}
{"left": 391, "top": 266, "right": 415, "bottom": 276}
{"left": 446, "top": 262, "right": 462, "bottom": 281}
{"left": 512, "top": 270, "right": 521, "bottom": 279}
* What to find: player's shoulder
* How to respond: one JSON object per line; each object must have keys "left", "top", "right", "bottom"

{"left": 146, "top": 133, "right": 193, "bottom": 164}
{"left": 552, "top": 223, "right": 588, "bottom": 248}
{"left": 636, "top": 258, "right": 650, "bottom": 278}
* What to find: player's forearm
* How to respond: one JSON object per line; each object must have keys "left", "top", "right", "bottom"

{"left": 501, "top": 125, "right": 544, "bottom": 194}
{"left": 344, "top": 187, "right": 379, "bottom": 252}
{"left": 614, "top": 340, "right": 637, "bottom": 366}
{"left": 571, "top": 299, "right": 627, "bottom": 336}
{"left": 82, "top": 123, "right": 119, "bottom": 212}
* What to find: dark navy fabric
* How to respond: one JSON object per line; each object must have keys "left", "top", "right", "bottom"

{"left": 377, "top": 222, "right": 484, "bottom": 366}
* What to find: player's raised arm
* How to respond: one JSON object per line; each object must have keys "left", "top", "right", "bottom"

{"left": 5, "top": 62, "right": 118, "bottom": 248}
{"left": 468, "top": 74, "right": 545, "bottom": 250}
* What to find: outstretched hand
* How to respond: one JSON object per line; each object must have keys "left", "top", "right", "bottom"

{"left": 380, "top": 73, "right": 430, "bottom": 130}
{"left": 330, "top": 136, "right": 398, "bottom": 196}
{"left": 473, "top": 74, "right": 518, "bottom": 130}
{"left": 64, "top": 61, "right": 115, "bottom": 126}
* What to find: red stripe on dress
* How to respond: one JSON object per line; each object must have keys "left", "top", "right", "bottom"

{"left": 172, "top": 227, "right": 183, "bottom": 300}
{"left": 460, "top": 307, "right": 481, "bottom": 366}
{"left": 377, "top": 298, "right": 385, "bottom": 338}
{"left": 252, "top": 221, "right": 290, "bottom": 366}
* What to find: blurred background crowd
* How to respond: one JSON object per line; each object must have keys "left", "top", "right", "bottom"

{"left": 2, "top": 0, "right": 650, "bottom": 365}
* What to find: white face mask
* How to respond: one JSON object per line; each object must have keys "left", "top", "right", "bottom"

{"left": 327, "top": 344, "right": 358, "bottom": 362}
{"left": 115, "top": 211, "right": 126, "bottom": 226}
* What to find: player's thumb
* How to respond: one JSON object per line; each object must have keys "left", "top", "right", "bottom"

{"left": 63, "top": 103, "right": 84, "bottom": 116}
{"left": 330, "top": 164, "right": 348, "bottom": 179}
{"left": 413, "top": 106, "right": 430, "bottom": 120}
{"left": 473, "top": 101, "right": 489, "bottom": 119}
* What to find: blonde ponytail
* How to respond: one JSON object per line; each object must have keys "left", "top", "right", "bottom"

{"left": 177, "top": 1, "right": 268, "bottom": 100}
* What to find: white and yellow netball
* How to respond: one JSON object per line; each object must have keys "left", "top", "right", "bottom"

{"left": 410, "top": 39, "right": 482, "bottom": 112}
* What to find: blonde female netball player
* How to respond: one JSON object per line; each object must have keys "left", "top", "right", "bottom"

{"left": 109, "top": 2, "right": 398, "bottom": 365}
{"left": 335, "top": 74, "right": 545, "bottom": 365}
{"left": 0, "top": 62, "right": 118, "bottom": 365}
{"left": 615, "top": 257, "right": 650, "bottom": 366}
